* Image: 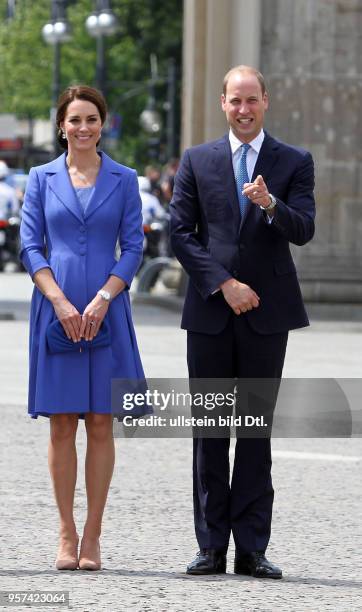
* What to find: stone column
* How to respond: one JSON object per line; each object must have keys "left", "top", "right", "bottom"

{"left": 182, "top": 0, "right": 261, "bottom": 149}
{"left": 182, "top": 0, "right": 361, "bottom": 315}
{"left": 181, "top": 0, "right": 208, "bottom": 149}
{"left": 260, "top": 0, "right": 362, "bottom": 312}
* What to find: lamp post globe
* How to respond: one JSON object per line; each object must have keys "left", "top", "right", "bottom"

{"left": 53, "top": 20, "right": 72, "bottom": 42}
{"left": 98, "top": 11, "right": 118, "bottom": 35}
{"left": 86, "top": 10, "right": 118, "bottom": 38}
{"left": 140, "top": 109, "right": 162, "bottom": 135}
{"left": 85, "top": 14, "right": 101, "bottom": 37}
{"left": 42, "top": 21, "right": 71, "bottom": 45}
{"left": 42, "top": 23, "right": 57, "bottom": 45}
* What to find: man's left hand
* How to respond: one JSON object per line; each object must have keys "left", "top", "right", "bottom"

{"left": 242, "top": 174, "right": 271, "bottom": 209}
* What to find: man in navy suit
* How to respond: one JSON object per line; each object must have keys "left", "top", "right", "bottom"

{"left": 170, "top": 65, "right": 315, "bottom": 579}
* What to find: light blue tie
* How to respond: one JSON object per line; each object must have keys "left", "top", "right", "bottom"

{"left": 236, "top": 143, "right": 250, "bottom": 218}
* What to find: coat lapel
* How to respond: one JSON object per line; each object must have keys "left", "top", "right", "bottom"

{"left": 45, "top": 151, "right": 123, "bottom": 223}
{"left": 84, "top": 152, "right": 123, "bottom": 220}
{"left": 213, "top": 135, "right": 241, "bottom": 225}
{"left": 46, "top": 153, "right": 84, "bottom": 223}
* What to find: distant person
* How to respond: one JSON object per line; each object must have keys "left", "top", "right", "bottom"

{"left": 0, "top": 161, "right": 20, "bottom": 218}
{"left": 145, "top": 164, "right": 162, "bottom": 201}
{"left": 161, "top": 157, "right": 180, "bottom": 209}
{"left": 138, "top": 176, "right": 167, "bottom": 225}
{"left": 161, "top": 157, "right": 179, "bottom": 205}
{"left": 0, "top": 161, "right": 20, "bottom": 271}
{"left": 170, "top": 65, "right": 315, "bottom": 579}
{"left": 138, "top": 175, "right": 170, "bottom": 260}
{"left": 20, "top": 85, "right": 149, "bottom": 572}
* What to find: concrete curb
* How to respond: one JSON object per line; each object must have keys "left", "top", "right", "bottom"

{"left": 0, "top": 300, "right": 29, "bottom": 321}
{"left": 132, "top": 291, "right": 183, "bottom": 313}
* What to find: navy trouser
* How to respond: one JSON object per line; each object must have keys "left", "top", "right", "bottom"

{"left": 187, "top": 313, "right": 288, "bottom": 554}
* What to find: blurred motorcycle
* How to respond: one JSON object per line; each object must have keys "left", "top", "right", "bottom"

{"left": 0, "top": 213, "right": 22, "bottom": 272}
{"left": 138, "top": 176, "right": 170, "bottom": 262}
{"left": 0, "top": 161, "right": 22, "bottom": 271}
{"left": 143, "top": 216, "right": 170, "bottom": 259}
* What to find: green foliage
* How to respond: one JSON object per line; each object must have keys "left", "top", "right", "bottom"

{"left": 0, "top": 0, "right": 182, "bottom": 170}
{"left": 0, "top": 0, "right": 52, "bottom": 117}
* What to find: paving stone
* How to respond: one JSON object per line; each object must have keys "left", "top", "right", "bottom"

{"left": 0, "top": 278, "right": 361, "bottom": 611}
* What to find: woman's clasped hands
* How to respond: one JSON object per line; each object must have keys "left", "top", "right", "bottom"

{"left": 80, "top": 294, "right": 109, "bottom": 341}
{"left": 53, "top": 294, "right": 109, "bottom": 342}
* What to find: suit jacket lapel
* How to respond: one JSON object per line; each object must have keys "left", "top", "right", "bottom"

{"left": 240, "top": 131, "right": 280, "bottom": 230}
{"left": 46, "top": 153, "right": 84, "bottom": 223}
{"left": 213, "top": 135, "right": 241, "bottom": 226}
{"left": 251, "top": 131, "right": 280, "bottom": 183}
{"left": 84, "top": 152, "right": 123, "bottom": 219}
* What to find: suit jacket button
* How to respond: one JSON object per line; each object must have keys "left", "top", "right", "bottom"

{"left": 239, "top": 244, "right": 245, "bottom": 251}
{"left": 79, "top": 226, "right": 86, "bottom": 233}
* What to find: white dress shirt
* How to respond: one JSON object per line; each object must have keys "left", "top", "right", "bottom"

{"left": 229, "top": 128, "right": 273, "bottom": 224}
{"left": 212, "top": 129, "right": 271, "bottom": 293}
{"left": 229, "top": 128, "right": 265, "bottom": 182}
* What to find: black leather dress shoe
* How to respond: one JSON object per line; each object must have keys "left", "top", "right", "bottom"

{"left": 234, "top": 552, "right": 282, "bottom": 579}
{"left": 186, "top": 549, "right": 227, "bottom": 575}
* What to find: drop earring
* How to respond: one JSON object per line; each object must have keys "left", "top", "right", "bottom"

{"left": 62, "top": 131, "right": 67, "bottom": 139}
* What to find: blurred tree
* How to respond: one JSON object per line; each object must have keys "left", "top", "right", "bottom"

{"left": 0, "top": 0, "right": 182, "bottom": 170}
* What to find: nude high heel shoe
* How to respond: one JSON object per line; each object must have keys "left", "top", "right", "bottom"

{"left": 55, "top": 534, "right": 79, "bottom": 570}
{"left": 78, "top": 537, "right": 101, "bottom": 571}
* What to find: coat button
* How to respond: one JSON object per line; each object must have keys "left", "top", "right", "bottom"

{"left": 239, "top": 244, "right": 245, "bottom": 251}
{"left": 78, "top": 236, "right": 86, "bottom": 244}
{"left": 79, "top": 248, "right": 86, "bottom": 255}
{"left": 79, "top": 226, "right": 86, "bottom": 233}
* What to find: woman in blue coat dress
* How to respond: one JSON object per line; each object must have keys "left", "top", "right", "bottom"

{"left": 20, "top": 85, "right": 148, "bottom": 571}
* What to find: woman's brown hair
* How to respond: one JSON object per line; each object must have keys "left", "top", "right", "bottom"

{"left": 56, "top": 85, "right": 107, "bottom": 150}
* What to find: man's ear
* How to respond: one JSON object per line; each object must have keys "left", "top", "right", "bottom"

{"left": 263, "top": 92, "right": 269, "bottom": 111}
{"left": 221, "top": 93, "right": 226, "bottom": 111}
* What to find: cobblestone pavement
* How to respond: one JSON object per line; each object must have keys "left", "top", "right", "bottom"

{"left": 0, "top": 276, "right": 361, "bottom": 611}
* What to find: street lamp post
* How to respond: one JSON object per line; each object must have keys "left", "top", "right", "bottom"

{"left": 42, "top": 0, "right": 71, "bottom": 156}
{"left": 138, "top": 54, "right": 179, "bottom": 163}
{"left": 85, "top": 0, "right": 118, "bottom": 95}
{"left": 140, "top": 54, "right": 163, "bottom": 161}
{"left": 165, "top": 57, "right": 177, "bottom": 160}
{"left": 6, "top": 0, "right": 16, "bottom": 19}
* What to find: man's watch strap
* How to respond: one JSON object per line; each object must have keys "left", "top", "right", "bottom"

{"left": 260, "top": 194, "right": 277, "bottom": 211}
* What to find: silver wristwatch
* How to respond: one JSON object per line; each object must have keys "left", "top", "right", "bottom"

{"left": 97, "top": 289, "right": 112, "bottom": 302}
{"left": 260, "top": 194, "right": 277, "bottom": 212}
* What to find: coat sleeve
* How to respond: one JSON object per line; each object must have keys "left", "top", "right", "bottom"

{"left": 268, "top": 151, "right": 316, "bottom": 246}
{"left": 110, "top": 169, "right": 144, "bottom": 287}
{"left": 170, "top": 149, "right": 232, "bottom": 300}
{"left": 20, "top": 168, "right": 51, "bottom": 279}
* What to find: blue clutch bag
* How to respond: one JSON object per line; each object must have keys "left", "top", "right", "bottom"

{"left": 46, "top": 318, "right": 111, "bottom": 354}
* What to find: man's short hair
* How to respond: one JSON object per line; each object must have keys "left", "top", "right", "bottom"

{"left": 222, "top": 65, "right": 266, "bottom": 96}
